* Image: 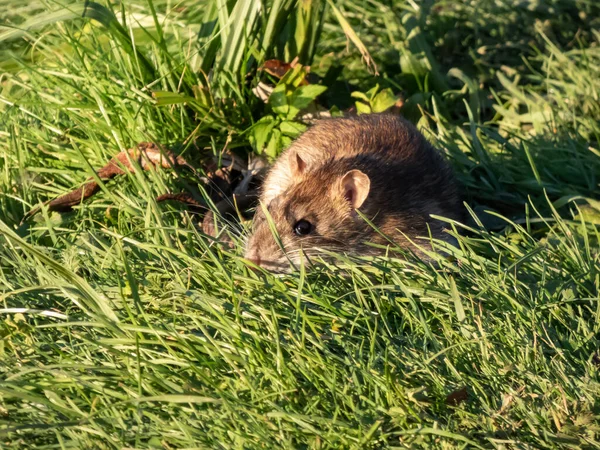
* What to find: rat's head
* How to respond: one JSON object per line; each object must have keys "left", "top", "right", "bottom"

{"left": 244, "top": 155, "right": 371, "bottom": 272}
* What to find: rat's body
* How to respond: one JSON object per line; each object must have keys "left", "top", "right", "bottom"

{"left": 245, "top": 114, "right": 462, "bottom": 272}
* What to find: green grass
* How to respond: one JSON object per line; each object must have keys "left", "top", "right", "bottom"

{"left": 1, "top": 0, "right": 600, "bottom": 448}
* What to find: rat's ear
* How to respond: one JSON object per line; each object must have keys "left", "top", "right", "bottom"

{"left": 340, "top": 170, "right": 370, "bottom": 209}
{"left": 289, "top": 151, "right": 306, "bottom": 176}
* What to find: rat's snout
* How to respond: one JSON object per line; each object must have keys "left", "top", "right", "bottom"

{"left": 244, "top": 218, "right": 292, "bottom": 273}
{"left": 244, "top": 224, "right": 274, "bottom": 269}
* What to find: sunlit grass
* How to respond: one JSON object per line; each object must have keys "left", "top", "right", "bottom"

{"left": 1, "top": 0, "right": 599, "bottom": 448}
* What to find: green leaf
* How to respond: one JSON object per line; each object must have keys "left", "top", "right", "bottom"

{"left": 350, "top": 91, "right": 370, "bottom": 102}
{"left": 366, "top": 85, "right": 379, "bottom": 100}
{"left": 280, "top": 135, "right": 293, "bottom": 150}
{"left": 355, "top": 101, "right": 371, "bottom": 115}
{"left": 269, "top": 83, "right": 289, "bottom": 116}
{"left": 371, "top": 88, "right": 397, "bottom": 113}
{"left": 265, "top": 128, "right": 282, "bottom": 158}
{"left": 250, "top": 117, "right": 277, "bottom": 154}
{"left": 288, "top": 84, "right": 327, "bottom": 119}
{"left": 279, "top": 121, "right": 307, "bottom": 137}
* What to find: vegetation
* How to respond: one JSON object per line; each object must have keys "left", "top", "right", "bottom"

{"left": 1, "top": 0, "right": 599, "bottom": 447}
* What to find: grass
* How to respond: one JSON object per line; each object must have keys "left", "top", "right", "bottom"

{"left": 1, "top": 0, "right": 600, "bottom": 448}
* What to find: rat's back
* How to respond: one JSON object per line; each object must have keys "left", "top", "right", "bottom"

{"left": 247, "top": 113, "right": 463, "bottom": 271}
{"left": 260, "top": 114, "right": 442, "bottom": 205}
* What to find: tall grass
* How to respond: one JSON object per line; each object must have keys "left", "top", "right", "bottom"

{"left": 1, "top": 0, "right": 599, "bottom": 448}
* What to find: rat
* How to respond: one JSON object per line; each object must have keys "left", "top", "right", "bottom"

{"left": 244, "top": 113, "right": 463, "bottom": 272}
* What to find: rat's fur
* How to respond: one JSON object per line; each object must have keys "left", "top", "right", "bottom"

{"left": 245, "top": 114, "right": 463, "bottom": 272}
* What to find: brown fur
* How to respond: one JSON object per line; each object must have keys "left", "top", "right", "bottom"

{"left": 245, "top": 114, "right": 463, "bottom": 272}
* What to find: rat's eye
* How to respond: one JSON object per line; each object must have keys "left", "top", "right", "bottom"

{"left": 293, "top": 219, "right": 313, "bottom": 236}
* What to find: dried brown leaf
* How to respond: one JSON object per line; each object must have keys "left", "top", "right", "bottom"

{"left": 23, "top": 143, "right": 192, "bottom": 221}
{"left": 156, "top": 192, "right": 205, "bottom": 209}
{"left": 259, "top": 57, "right": 309, "bottom": 83}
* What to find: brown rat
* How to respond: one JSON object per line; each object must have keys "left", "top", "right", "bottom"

{"left": 244, "top": 113, "right": 463, "bottom": 272}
